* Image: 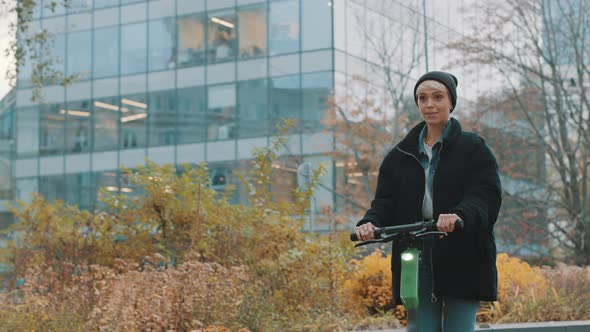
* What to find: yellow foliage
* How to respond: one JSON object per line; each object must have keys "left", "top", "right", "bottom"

{"left": 496, "top": 253, "right": 548, "bottom": 303}
{"left": 341, "top": 250, "right": 393, "bottom": 315}
{"left": 0, "top": 128, "right": 360, "bottom": 331}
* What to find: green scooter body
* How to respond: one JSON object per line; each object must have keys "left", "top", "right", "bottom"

{"left": 400, "top": 247, "right": 420, "bottom": 309}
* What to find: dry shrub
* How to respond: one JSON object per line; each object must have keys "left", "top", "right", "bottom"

{"left": 537, "top": 263, "right": 590, "bottom": 321}
{"left": 341, "top": 250, "right": 393, "bottom": 315}
{"left": 1, "top": 254, "right": 249, "bottom": 331}
{"left": 90, "top": 255, "right": 248, "bottom": 331}
{"left": 480, "top": 254, "right": 590, "bottom": 323}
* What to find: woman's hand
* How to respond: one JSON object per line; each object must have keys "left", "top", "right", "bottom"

{"left": 437, "top": 214, "right": 461, "bottom": 233}
{"left": 355, "top": 222, "right": 377, "bottom": 241}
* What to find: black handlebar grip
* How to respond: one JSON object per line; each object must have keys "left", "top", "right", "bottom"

{"left": 455, "top": 218, "right": 464, "bottom": 230}
{"left": 350, "top": 231, "right": 359, "bottom": 242}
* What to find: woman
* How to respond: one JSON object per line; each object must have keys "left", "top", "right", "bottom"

{"left": 355, "top": 71, "right": 502, "bottom": 331}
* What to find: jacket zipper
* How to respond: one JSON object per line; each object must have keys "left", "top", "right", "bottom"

{"left": 397, "top": 143, "right": 443, "bottom": 304}
{"left": 430, "top": 142, "right": 443, "bottom": 303}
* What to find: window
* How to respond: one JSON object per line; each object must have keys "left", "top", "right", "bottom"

{"left": 39, "top": 175, "right": 66, "bottom": 203}
{"left": 302, "top": 72, "right": 332, "bottom": 132}
{"left": 16, "top": 107, "right": 39, "bottom": 158}
{"left": 45, "top": 34, "right": 66, "bottom": 84}
{"left": 121, "top": 23, "right": 147, "bottom": 75}
{"left": 43, "top": 1, "right": 66, "bottom": 17}
{"left": 68, "top": 0, "right": 92, "bottom": 14}
{"left": 93, "top": 96, "right": 120, "bottom": 151}
{"left": 270, "top": 75, "right": 300, "bottom": 133}
{"left": 207, "top": 84, "right": 236, "bottom": 141}
{"left": 67, "top": 30, "right": 91, "bottom": 79}
{"left": 120, "top": 94, "right": 147, "bottom": 148}
{"left": 95, "top": 0, "right": 119, "bottom": 9}
{"left": 94, "top": 26, "right": 119, "bottom": 78}
{"left": 177, "top": 15, "right": 206, "bottom": 67}
{"left": 269, "top": 0, "right": 300, "bottom": 55}
{"left": 40, "top": 103, "right": 65, "bottom": 156}
{"left": 238, "top": 5, "right": 267, "bottom": 59}
{"left": 177, "top": 86, "right": 206, "bottom": 144}
{"left": 149, "top": 18, "right": 176, "bottom": 71}
{"left": 238, "top": 79, "right": 268, "bottom": 138}
{"left": 208, "top": 10, "right": 237, "bottom": 63}
{"left": 347, "top": 0, "right": 365, "bottom": 58}
{"left": 148, "top": 90, "right": 176, "bottom": 146}
{"left": 65, "top": 172, "right": 95, "bottom": 210}
{"left": 65, "top": 100, "right": 91, "bottom": 153}
{"left": 17, "top": 178, "right": 37, "bottom": 203}
{"left": 302, "top": 0, "right": 332, "bottom": 51}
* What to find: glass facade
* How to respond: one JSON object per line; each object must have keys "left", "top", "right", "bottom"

{"left": 11, "top": 0, "right": 479, "bottom": 217}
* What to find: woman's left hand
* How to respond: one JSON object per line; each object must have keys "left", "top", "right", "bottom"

{"left": 436, "top": 214, "right": 461, "bottom": 233}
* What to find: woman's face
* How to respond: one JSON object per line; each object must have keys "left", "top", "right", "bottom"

{"left": 416, "top": 83, "right": 452, "bottom": 127}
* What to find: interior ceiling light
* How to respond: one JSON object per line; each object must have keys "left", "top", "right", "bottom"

{"left": 59, "top": 109, "right": 90, "bottom": 117}
{"left": 121, "top": 113, "right": 148, "bottom": 123}
{"left": 121, "top": 98, "right": 147, "bottom": 109}
{"left": 94, "top": 101, "right": 129, "bottom": 112}
{"left": 211, "top": 17, "right": 234, "bottom": 29}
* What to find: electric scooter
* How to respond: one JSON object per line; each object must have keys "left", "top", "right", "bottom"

{"left": 350, "top": 219, "right": 464, "bottom": 309}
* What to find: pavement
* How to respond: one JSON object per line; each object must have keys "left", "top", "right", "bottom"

{"left": 357, "top": 320, "right": 590, "bottom": 332}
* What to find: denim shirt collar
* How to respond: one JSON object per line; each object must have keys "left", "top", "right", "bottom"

{"left": 418, "top": 120, "right": 452, "bottom": 155}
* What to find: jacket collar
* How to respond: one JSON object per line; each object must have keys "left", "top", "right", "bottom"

{"left": 397, "top": 117, "right": 462, "bottom": 155}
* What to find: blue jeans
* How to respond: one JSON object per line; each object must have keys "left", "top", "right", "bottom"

{"left": 406, "top": 240, "right": 479, "bottom": 332}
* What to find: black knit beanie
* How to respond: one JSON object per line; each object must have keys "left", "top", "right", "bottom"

{"left": 413, "top": 71, "right": 458, "bottom": 112}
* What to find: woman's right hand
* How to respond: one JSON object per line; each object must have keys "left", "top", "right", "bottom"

{"left": 355, "top": 222, "right": 377, "bottom": 241}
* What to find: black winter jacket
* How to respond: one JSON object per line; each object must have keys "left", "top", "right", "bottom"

{"left": 358, "top": 118, "right": 502, "bottom": 304}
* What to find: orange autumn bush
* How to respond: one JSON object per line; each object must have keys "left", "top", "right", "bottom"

{"left": 341, "top": 249, "right": 393, "bottom": 315}
{"left": 496, "top": 253, "right": 548, "bottom": 303}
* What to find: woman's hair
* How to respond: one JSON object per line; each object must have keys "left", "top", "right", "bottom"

{"left": 415, "top": 80, "right": 448, "bottom": 97}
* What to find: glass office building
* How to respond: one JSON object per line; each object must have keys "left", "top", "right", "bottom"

{"left": 9, "top": 0, "right": 482, "bottom": 217}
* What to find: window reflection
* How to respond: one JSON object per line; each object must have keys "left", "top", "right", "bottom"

{"left": 65, "top": 172, "right": 95, "bottom": 210}
{"left": 43, "top": 1, "right": 65, "bottom": 17}
{"left": 302, "top": 72, "right": 332, "bottom": 132}
{"left": 45, "top": 34, "right": 66, "bottom": 85}
{"left": 93, "top": 96, "right": 119, "bottom": 151}
{"left": 95, "top": 0, "right": 119, "bottom": 9}
{"left": 16, "top": 107, "right": 39, "bottom": 158}
{"left": 39, "top": 175, "right": 66, "bottom": 203}
{"left": 65, "top": 100, "right": 91, "bottom": 153}
{"left": 208, "top": 11, "right": 237, "bottom": 63}
{"left": 207, "top": 84, "right": 236, "bottom": 141}
{"left": 148, "top": 90, "right": 176, "bottom": 146}
{"left": 269, "top": 0, "right": 300, "bottom": 55}
{"left": 149, "top": 18, "right": 177, "bottom": 71}
{"left": 120, "top": 94, "right": 147, "bottom": 148}
{"left": 17, "top": 178, "right": 37, "bottom": 204}
{"left": 94, "top": 26, "right": 119, "bottom": 79}
{"left": 238, "top": 5, "right": 267, "bottom": 59}
{"left": 270, "top": 75, "right": 300, "bottom": 133}
{"left": 121, "top": 23, "right": 147, "bottom": 75}
{"left": 67, "top": 30, "right": 91, "bottom": 79}
{"left": 95, "top": 171, "right": 119, "bottom": 209}
{"left": 177, "top": 86, "right": 206, "bottom": 144}
{"left": 238, "top": 79, "right": 268, "bottom": 138}
{"left": 302, "top": 0, "right": 332, "bottom": 51}
{"left": 177, "top": 15, "right": 206, "bottom": 67}
{"left": 40, "top": 103, "right": 65, "bottom": 156}
{"left": 67, "top": 0, "right": 93, "bottom": 14}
